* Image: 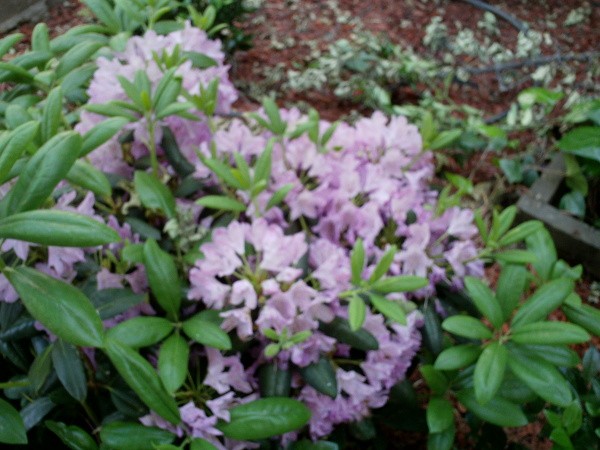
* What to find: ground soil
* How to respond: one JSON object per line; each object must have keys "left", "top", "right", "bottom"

{"left": 4, "top": 1, "right": 600, "bottom": 448}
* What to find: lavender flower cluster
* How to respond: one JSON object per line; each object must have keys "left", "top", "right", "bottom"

{"left": 0, "top": 24, "right": 483, "bottom": 447}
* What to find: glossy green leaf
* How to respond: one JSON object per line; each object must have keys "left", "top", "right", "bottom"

{"left": 507, "top": 349, "right": 573, "bottom": 407}
{"left": 474, "top": 342, "right": 507, "bottom": 405}
{"left": 259, "top": 363, "right": 291, "bottom": 398}
{"left": 161, "top": 126, "right": 194, "bottom": 177}
{"left": 52, "top": 340, "right": 87, "bottom": 402}
{"left": 511, "top": 279, "right": 573, "bottom": 328}
{"left": 441, "top": 316, "right": 492, "bottom": 340}
{"left": 196, "top": 195, "right": 246, "bottom": 212}
{"left": 134, "top": 171, "right": 177, "bottom": 218}
{"left": 190, "top": 439, "right": 219, "bottom": 450}
{"left": 201, "top": 157, "right": 245, "bottom": 189}
{"left": 368, "top": 245, "right": 397, "bottom": 283}
{"left": 371, "top": 275, "right": 428, "bottom": 294}
{"left": 497, "top": 220, "right": 543, "bottom": 247}
{"left": 426, "top": 397, "right": 454, "bottom": 433}
{"left": 496, "top": 264, "right": 528, "bottom": 320}
{"left": 41, "top": 87, "right": 63, "bottom": 142}
{"left": 80, "top": 117, "right": 129, "bottom": 157}
{"left": 319, "top": 317, "right": 378, "bottom": 351}
{"left": 46, "top": 421, "right": 98, "bottom": 450}
{"left": 217, "top": 398, "right": 310, "bottom": 440}
{"left": 420, "top": 365, "right": 448, "bottom": 395}
{"left": 0, "top": 398, "right": 27, "bottom": 444}
{"left": 300, "top": 357, "right": 338, "bottom": 399}
{"left": 106, "top": 317, "right": 174, "bottom": 348}
{"left": 563, "top": 303, "right": 600, "bottom": 336}
{"left": 464, "top": 277, "right": 503, "bottom": 328}
{"left": 510, "top": 321, "right": 590, "bottom": 345}
{"left": 56, "top": 41, "right": 104, "bottom": 79}
{"left": 350, "top": 239, "right": 365, "bottom": 285}
{"left": 28, "top": 345, "right": 53, "bottom": 394}
{"left": 66, "top": 160, "right": 112, "bottom": 198}
{"left": 0, "top": 132, "right": 81, "bottom": 217}
{"left": 99, "top": 422, "right": 175, "bottom": 450}
{"left": 493, "top": 250, "right": 538, "bottom": 264}
{"left": 253, "top": 139, "right": 274, "bottom": 184}
{"left": 266, "top": 183, "right": 293, "bottom": 210}
{"left": 0, "top": 33, "right": 24, "bottom": 59}
{"left": 457, "top": 389, "right": 528, "bottom": 427}
{"left": 429, "top": 129, "right": 462, "bottom": 150}
{"left": 422, "top": 302, "right": 443, "bottom": 355}
{"left": 7, "top": 267, "right": 104, "bottom": 348}
{"left": 434, "top": 344, "right": 482, "bottom": 371}
{"left": 290, "top": 440, "right": 338, "bottom": 450}
{"left": 511, "top": 344, "right": 579, "bottom": 368}
{"left": 0, "top": 210, "right": 120, "bottom": 247}
{"left": 427, "top": 426, "right": 455, "bottom": 450}
{"left": 143, "top": 239, "right": 181, "bottom": 319}
{"left": 20, "top": 397, "right": 54, "bottom": 430}
{"left": 158, "top": 333, "right": 189, "bottom": 393}
{"left": 182, "top": 311, "right": 232, "bottom": 350}
{"left": 348, "top": 294, "right": 366, "bottom": 331}
{"left": 104, "top": 338, "right": 180, "bottom": 425}
{"left": 558, "top": 126, "right": 600, "bottom": 162}
{"left": 80, "top": 0, "right": 120, "bottom": 33}
{"left": 368, "top": 292, "right": 407, "bottom": 325}
{"left": 0, "top": 121, "right": 39, "bottom": 181}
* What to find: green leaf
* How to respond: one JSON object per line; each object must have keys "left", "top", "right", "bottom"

{"left": 259, "top": 363, "right": 291, "bottom": 398}
{"left": 104, "top": 338, "right": 181, "bottom": 425}
{"left": 499, "top": 159, "right": 523, "bottom": 184}
{"left": 253, "top": 139, "right": 274, "bottom": 184}
{"left": 0, "top": 132, "right": 81, "bottom": 217}
{"left": 158, "top": 333, "right": 189, "bottom": 393}
{"left": 511, "top": 344, "right": 579, "bottom": 368}
{"left": 196, "top": 195, "right": 246, "bottom": 212}
{"left": 290, "top": 440, "right": 338, "bottom": 450}
{"left": 299, "top": 357, "right": 338, "bottom": 399}
{"left": 134, "top": 171, "right": 177, "bottom": 218}
{"left": 368, "top": 245, "right": 397, "bottom": 283}
{"left": 511, "top": 279, "right": 573, "bottom": 329}
{"left": 41, "top": 87, "right": 63, "bottom": 142}
{"left": 422, "top": 302, "right": 444, "bottom": 355}
{"left": 441, "top": 316, "right": 493, "bottom": 340}
{"left": 0, "top": 61, "right": 34, "bottom": 83}
{"left": 497, "top": 220, "right": 544, "bottom": 247}
{"left": 558, "top": 126, "right": 600, "bottom": 162}
{"left": 99, "top": 422, "right": 175, "bottom": 450}
{"left": 493, "top": 249, "right": 538, "bottom": 264}
{"left": 319, "top": 317, "right": 379, "bottom": 351}
{"left": 525, "top": 228, "right": 557, "bottom": 281}
{"left": 81, "top": 0, "right": 120, "bottom": 33}
{"left": 426, "top": 397, "right": 454, "bottom": 433}
{"left": 0, "top": 121, "right": 39, "bottom": 181}
{"left": 474, "top": 342, "right": 507, "bottom": 405}
{"left": 190, "top": 438, "right": 219, "bottom": 450}
{"left": 52, "top": 340, "right": 87, "bottom": 402}
{"left": 56, "top": 41, "right": 104, "bottom": 79}
{"left": 85, "top": 102, "right": 139, "bottom": 121}
{"left": 46, "top": 421, "right": 98, "bottom": 450}
{"left": 368, "top": 292, "right": 407, "bottom": 325}
{"left": 0, "top": 210, "right": 120, "bottom": 247}
{"left": 510, "top": 321, "right": 590, "bottom": 345}
{"left": 427, "top": 426, "right": 455, "bottom": 450}
{"left": 457, "top": 389, "right": 528, "bottom": 427}
{"left": 143, "top": 239, "right": 181, "bottom": 319}
{"left": 66, "top": 160, "right": 112, "bottom": 198}
{"left": 0, "top": 33, "right": 24, "bottom": 59}
{"left": 507, "top": 348, "right": 573, "bottom": 407}
{"left": 434, "top": 344, "right": 481, "bottom": 371}
{"left": 464, "top": 277, "right": 503, "bottom": 328}
{"left": 559, "top": 191, "right": 586, "bottom": 217}
{"left": 160, "top": 126, "right": 194, "bottom": 177}
{"left": 348, "top": 294, "right": 366, "bottom": 331}
{"left": 80, "top": 117, "right": 130, "bottom": 157}
{"left": 106, "top": 317, "right": 174, "bottom": 348}
{"left": 262, "top": 98, "right": 286, "bottom": 135}
{"left": 20, "top": 397, "right": 54, "bottom": 430}
{"left": 201, "top": 157, "right": 245, "bottom": 189}
{"left": 182, "top": 310, "right": 232, "bottom": 350}
{"left": 28, "top": 345, "right": 53, "bottom": 394}
{"left": 495, "top": 264, "right": 528, "bottom": 321}
{"left": 184, "top": 51, "right": 218, "bottom": 69}
{"left": 420, "top": 365, "right": 448, "bottom": 395}
{"left": 518, "top": 87, "right": 563, "bottom": 107}
{"left": 0, "top": 398, "right": 27, "bottom": 444}
{"left": 563, "top": 303, "right": 600, "bottom": 336}
{"left": 371, "top": 275, "right": 428, "bottom": 294}
{"left": 6, "top": 267, "right": 104, "bottom": 348}
{"left": 429, "top": 129, "right": 462, "bottom": 150}
{"left": 91, "top": 288, "right": 146, "bottom": 320}
{"left": 217, "top": 398, "right": 310, "bottom": 440}
{"left": 350, "top": 239, "right": 365, "bottom": 286}
{"left": 266, "top": 183, "right": 294, "bottom": 210}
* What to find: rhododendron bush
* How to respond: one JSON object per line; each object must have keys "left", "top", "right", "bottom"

{"left": 1, "top": 20, "right": 595, "bottom": 450}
